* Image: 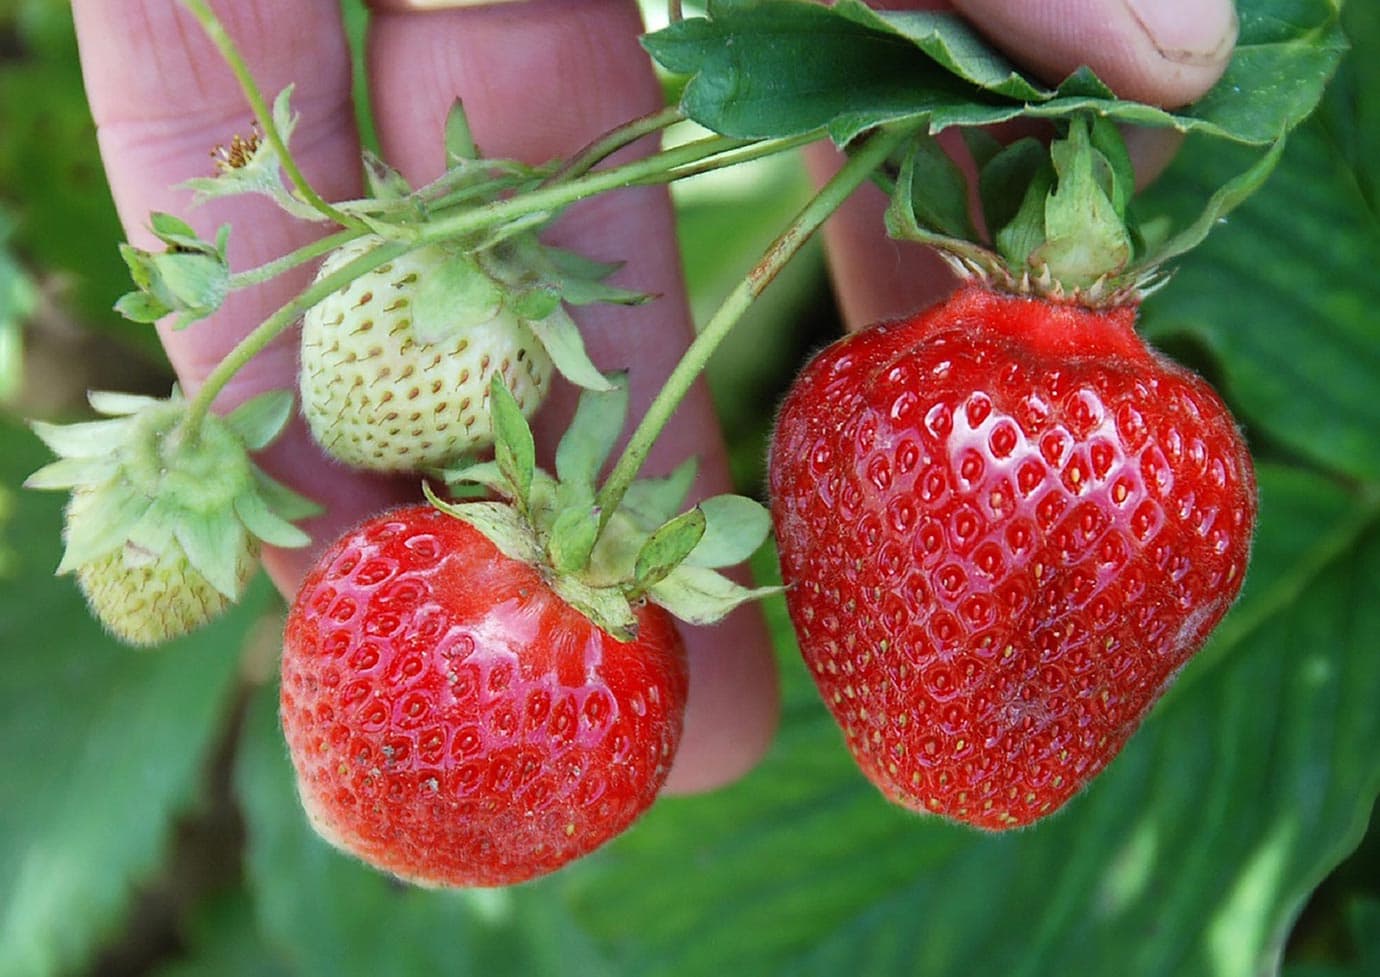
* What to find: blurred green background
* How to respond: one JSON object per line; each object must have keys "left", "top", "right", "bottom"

{"left": 2, "top": 1, "right": 1378, "bottom": 976}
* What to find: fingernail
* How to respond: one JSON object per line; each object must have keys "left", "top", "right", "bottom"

{"left": 1123, "top": 0, "right": 1238, "bottom": 66}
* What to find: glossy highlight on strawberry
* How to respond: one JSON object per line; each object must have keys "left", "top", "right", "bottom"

{"left": 281, "top": 505, "right": 688, "bottom": 887}
{"left": 769, "top": 284, "right": 1256, "bottom": 830}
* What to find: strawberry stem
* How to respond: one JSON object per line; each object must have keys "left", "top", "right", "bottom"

{"left": 179, "top": 0, "right": 368, "bottom": 233}
{"left": 181, "top": 238, "right": 412, "bottom": 437}
{"left": 227, "top": 227, "right": 361, "bottom": 289}
{"left": 549, "top": 105, "right": 686, "bottom": 184}
{"left": 592, "top": 123, "right": 918, "bottom": 530}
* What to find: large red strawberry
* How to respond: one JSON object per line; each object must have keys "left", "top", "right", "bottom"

{"left": 281, "top": 504, "right": 689, "bottom": 886}
{"left": 769, "top": 282, "right": 1255, "bottom": 829}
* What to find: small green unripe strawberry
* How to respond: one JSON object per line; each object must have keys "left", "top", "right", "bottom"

{"left": 69, "top": 489, "right": 259, "bottom": 646}
{"left": 300, "top": 233, "right": 640, "bottom": 474}
{"left": 27, "top": 389, "right": 317, "bottom": 646}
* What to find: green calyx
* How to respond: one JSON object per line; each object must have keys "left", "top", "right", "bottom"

{"left": 407, "top": 228, "right": 651, "bottom": 395}
{"left": 431, "top": 374, "right": 780, "bottom": 641}
{"left": 885, "top": 112, "right": 1287, "bottom": 306}
{"left": 116, "top": 213, "right": 231, "bottom": 330}
{"left": 26, "top": 388, "right": 319, "bottom": 641}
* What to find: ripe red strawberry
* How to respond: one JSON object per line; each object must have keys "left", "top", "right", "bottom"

{"left": 769, "top": 283, "right": 1256, "bottom": 830}
{"left": 281, "top": 504, "right": 688, "bottom": 886}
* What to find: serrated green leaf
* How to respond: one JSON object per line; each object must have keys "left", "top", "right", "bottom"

{"left": 527, "top": 306, "right": 615, "bottom": 392}
{"left": 634, "top": 507, "right": 707, "bottom": 592}
{"left": 490, "top": 375, "right": 535, "bottom": 510}
{"left": 686, "top": 493, "right": 772, "bottom": 568}
{"left": 645, "top": 0, "right": 1344, "bottom": 147}
{"left": 621, "top": 458, "right": 698, "bottom": 529}
{"left": 647, "top": 563, "right": 780, "bottom": 626}
{"left": 224, "top": 390, "right": 295, "bottom": 452}
{"left": 412, "top": 252, "right": 503, "bottom": 343}
{"left": 555, "top": 375, "right": 628, "bottom": 492}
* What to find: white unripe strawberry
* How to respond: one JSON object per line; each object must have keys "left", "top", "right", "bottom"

{"left": 301, "top": 239, "right": 552, "bottom": 472}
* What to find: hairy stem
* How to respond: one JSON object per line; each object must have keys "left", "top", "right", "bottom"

{"left": 183, "top": 239, "right": 411, "bottom": 435}
{"left": 179, "top": 0, "right": 367, "bottom": 232}
{"left": 228, "top": 227, "right": 360, "bottom": 289}
{"left": 594, "top": 124, "right": 916, "bottom": 528}
{"left": 550, "top": 105, "right": 686, "bottom": 184}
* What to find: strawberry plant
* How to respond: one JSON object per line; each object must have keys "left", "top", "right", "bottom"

{"left": 2, "top": 0, "right": 1378, "bottom": 975}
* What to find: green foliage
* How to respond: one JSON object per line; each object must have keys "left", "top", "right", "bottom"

{"left": 644, "top": 0, "right": 1346, "bottom": 145}
{"left": 0, "top": 418, "right": 268, "bottom": 977}
{"left": 0, "top": 0, "right": 1376, "bottom": 974}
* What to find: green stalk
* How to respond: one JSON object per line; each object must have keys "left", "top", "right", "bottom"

{"left": 180, "top": 0, "right": 367, "bottom": 232}
{"left": 415, "top": 132, "right": 770, "bottom": 243}
{"left": 182, "top": 238, "right": 412, "bottom": 436}
{"left": 549, "top": 105, "right": 686, "bottom": 184}
{"left": 594, "top": 124, "right": 916, "bottom": 528}
{"left": 228, "top": 227, "right": 360, "bottom": 289}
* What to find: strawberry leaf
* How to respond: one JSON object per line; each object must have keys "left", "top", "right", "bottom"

{"left": 489, "top": 376, "right": 536, "bottom": 512}
{"left": 647, "top": 564, "right": 782, "bottom": 626}
{"left": 224, "top": 389, "right": 295, "bottom": 452}
{"left": 547, "top": 503, "right": 600, "bottom": 576}
{"left": 555, "top": 374, "right": 628, "bottom": 492}
{"left": 411, "top": 252, "right": 503, "bottom": 343}
{"left": 633, "top": 507, "right": 708, "bottom": 592}
{"left": 685, "top": 493, "right": 772, "bottom": 568}
{"left": 444, "top": 98, "right": 480, "bottom": 162}
{"left": 621, "top": 458, "right": 698, "bottom": 529}
{"left": 644, "top": 0, "right": 1345, "bottom": 147}
{"left": 527, "top": 306, "right": 616, "bottom": 392}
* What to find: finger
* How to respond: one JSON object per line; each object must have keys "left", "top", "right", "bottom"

{"left": 955, "top": 0, "right": 1238, "bottom": 109}
{"left": 367, "top": 0, "right": 778, "bottom": 793}
{"left": 814, "top": 0, "right": 1235, "bottom": 331}
{"left": 72, "top": 0, "right": 416, "bottom": 594}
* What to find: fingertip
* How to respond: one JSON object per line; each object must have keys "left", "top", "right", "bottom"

{"left": 953, "top": 0, "right": 1238, "bottom": 108}
{"left": 663, "top": 606, "right": 781, "bottom": 794}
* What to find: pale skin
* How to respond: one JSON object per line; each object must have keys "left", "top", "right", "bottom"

{"left": 71, "top": 0, "right": 1236, "bottom": 794}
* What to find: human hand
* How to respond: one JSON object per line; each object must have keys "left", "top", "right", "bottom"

{"left": 70, "top": 0, "right": 1236, "bottom": 797}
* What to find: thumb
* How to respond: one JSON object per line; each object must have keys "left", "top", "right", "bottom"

{"left": 952, "top": 0, "right": 1238, "bottom": 108}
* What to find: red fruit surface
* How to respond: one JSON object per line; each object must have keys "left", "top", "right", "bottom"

{"left": 769, "top": 284, "right": 1256, "bottom": 830}
{"left": 281, "top": 505, "right": 688, "bottom": 886}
